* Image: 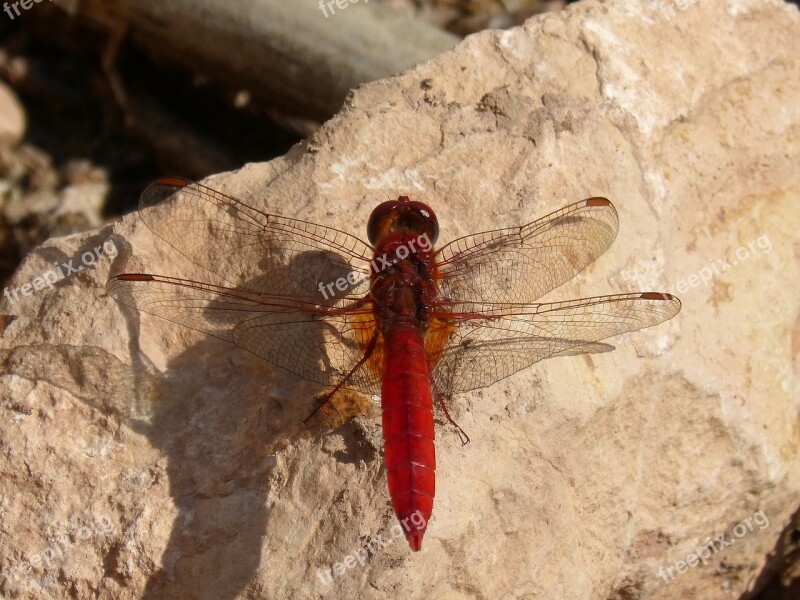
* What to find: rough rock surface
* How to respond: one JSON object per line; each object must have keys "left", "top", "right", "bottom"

{"left": 1, "top": 0, "right": 799, "bottom": 598}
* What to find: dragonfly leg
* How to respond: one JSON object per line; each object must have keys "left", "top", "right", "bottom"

{"left": 432, "top": 385, "right": 470, "bottom": 446}
{"left": 302, "top": 331, "right": 379, "bottom": 425}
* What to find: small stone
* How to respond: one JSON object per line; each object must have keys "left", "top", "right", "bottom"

{"left": 0, "top": 82, "right": 25, "bottom": 147}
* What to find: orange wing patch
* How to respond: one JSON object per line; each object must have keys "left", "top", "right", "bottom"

{"left": 424, "top": 314, "right": 456, "bottom": 374}
{"left": 352, "top": 309, "right": 384, "bottom": 382}
{"left": 314, "top": 388, "right": 377, "bottom": 428}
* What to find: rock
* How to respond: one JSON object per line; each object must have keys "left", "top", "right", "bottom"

{"left": 53, "top": 182, "right": 108, "bottom": 230}
{"left": 1, "top": 0, "right": 799, "bottom": 598}
{"left": 0, "top": 82, "right": 25, "bottom": 147}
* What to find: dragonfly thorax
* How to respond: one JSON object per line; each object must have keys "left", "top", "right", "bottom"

{"left": 371, "top": 232, "right": 438, "bottom": 329}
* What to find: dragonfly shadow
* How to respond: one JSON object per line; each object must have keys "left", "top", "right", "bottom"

{"left": 226, "top": 249, "right": 364, "bottom": 381}
{"left": 131, "top": 336, "right": 302, "bottom": 600}
{"left": 106, "top": 246, "right": 376, "bottom": 599}
{"left": 0, "top": 341, "right": 291, "bottom": 600}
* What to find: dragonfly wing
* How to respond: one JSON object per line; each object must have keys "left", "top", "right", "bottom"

{"left": 429, "top": 293, "right": 680, "bottom": 396}
{"left": 136, "top": 178, "right": 374, "bottom": 303}
{"left": 435, "top": 198, "right": 619, "bottom": 304}
{"left": 107, "top": 274, "right": 381, "bottom": 396}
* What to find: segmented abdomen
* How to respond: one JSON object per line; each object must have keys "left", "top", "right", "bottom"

{"left": 381, "top": 325, "right": 435, "bottom": 551}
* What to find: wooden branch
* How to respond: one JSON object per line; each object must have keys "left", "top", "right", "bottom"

{"left": 77, "top": 0, "right": 460, "bottom": 119}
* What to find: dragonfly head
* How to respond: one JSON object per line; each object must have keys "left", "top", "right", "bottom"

{"left": 367, "top": 196, "right": 439, "bottom": 246}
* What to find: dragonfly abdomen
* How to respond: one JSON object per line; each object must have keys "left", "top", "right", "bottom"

{"left": 381, "top": 324, "right": 435, "bottom": 552}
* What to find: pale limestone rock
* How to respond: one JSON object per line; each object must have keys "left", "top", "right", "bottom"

{"left": 0, "top": 82, "right": 25, "bottom": 147}
{"left": 1, "top": 0, "right": 798, "bottom": 598}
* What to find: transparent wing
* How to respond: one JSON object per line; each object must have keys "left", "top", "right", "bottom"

{"left": 107, "top": 273, "right": 382, "bottom": 395}
{"left": 434, "top": 198, "right": 619, "bottom": 304}
{"left": 428, "top": 293, "right": 680, "bottom": 396}
{"left": 136, "top": 178, "right": 375, "bottom": 304}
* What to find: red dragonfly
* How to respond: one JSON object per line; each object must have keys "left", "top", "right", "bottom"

{"left": 107, "top": 178, "right": 680, "bottom": 552}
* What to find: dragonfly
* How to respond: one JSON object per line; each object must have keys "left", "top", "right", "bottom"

{"left": 107, "top": 178, "right": 681, "bottom": 552}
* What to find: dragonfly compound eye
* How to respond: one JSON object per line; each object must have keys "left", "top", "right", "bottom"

{"left": 367, "top": 197, "right": 439, "bottom": 245}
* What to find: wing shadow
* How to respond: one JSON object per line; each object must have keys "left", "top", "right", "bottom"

{"left": 102, "top": 241, "right": 377, "bottom": 598}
